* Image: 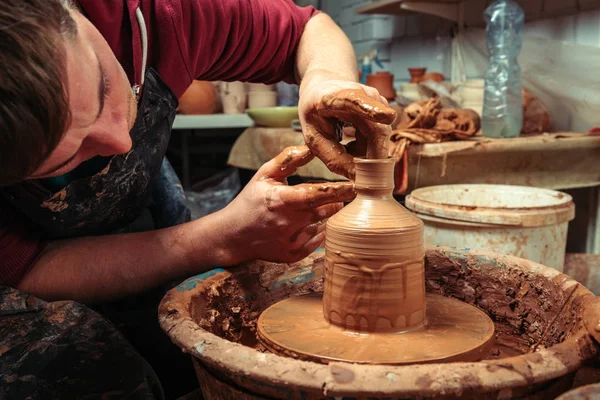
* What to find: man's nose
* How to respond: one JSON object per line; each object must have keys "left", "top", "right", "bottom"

{"left": 88, "top": 125, "right": 133, "bottom": 156}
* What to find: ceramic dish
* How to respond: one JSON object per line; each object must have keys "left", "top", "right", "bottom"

{"left": 246, "top": 106, "right": 299, "bottom": 128}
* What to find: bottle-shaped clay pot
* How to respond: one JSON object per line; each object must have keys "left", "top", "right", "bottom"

{"left": 323, "top": 157, "right": 425, "bottom": 333}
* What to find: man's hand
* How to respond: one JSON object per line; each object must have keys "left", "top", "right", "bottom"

{"left": 219, "top": 145, "right": 355, "bottom": 264}
{"left": 298, "top": 76, "right": 397, "bottom": 180}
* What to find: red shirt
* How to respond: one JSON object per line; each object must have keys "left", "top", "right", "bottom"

{"left": 80, "top": 0, "right": 317, "bottom": 98}
{"left": 0, "top": 0, "right": 317, "bottom": 286}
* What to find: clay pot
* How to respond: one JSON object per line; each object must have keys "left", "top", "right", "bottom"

{"left": 324, "top": 157, "right": 425, "bottom": 332}
{"left": 400, "top": 82, "right": 422, "bottom": 101}
{"left": 220, "top": 81, "right": 247, "bottom": 114}
{"left": 247, "top": 91, "right": 277, "bottom": 108}
{"left": 177, "top": 80, "right": 218, "bottom": 115}
{"left": 159, "top": 248, "right": 600, "bottom": 399}
{"left": 522, "top": 87, "right": 551, "bottom": 133}
{"left": 366, "top": 72, "right": 396, "bottom": 101}
{"left": 421, "top": 72, "right": 445, "bottom": 82}
{"left": 408, "top": 67, "right": 427, "bottom": 83}
{"left": 247, "top": 83, "right": 275, "bottom": 92}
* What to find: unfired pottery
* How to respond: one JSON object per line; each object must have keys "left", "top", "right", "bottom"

{"left": 408, "top": 67, "right": 427, "bottom": 83}
{"left": 421, "top": 72, "right": 445, "bottom": 83}
{"left": 324, "top": 157, "right": 425, "bottom": 332}
{"left": 366, "top": 72, "right": 396, "bottom": 102}
{"left": 248, "top": 91, "right": 277, "bottom": 108}
{"left": 177, "top": 80, "right": 218, "bottom": 115}
{"left": 219, "top": 81, "right": 246, "bottom": 114}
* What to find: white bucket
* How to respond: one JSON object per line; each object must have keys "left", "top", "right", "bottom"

{"left": 405, "top": 185, "right": 575, "bottom": 271}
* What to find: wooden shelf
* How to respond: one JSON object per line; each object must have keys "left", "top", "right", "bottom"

{"left": 356, "top": 0, "right": 600, "bottom": 26}
{"left": 172, "top": 114, "right": 254, "bottom": 130}
{"left": 356, "top": 0, "right": 461, "bottom": 21}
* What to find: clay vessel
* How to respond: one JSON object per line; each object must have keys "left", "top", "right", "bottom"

{"left": 366, "top": 72, "right": 396, "bottom": 101}
{"left": 324, "top": 157, "right": 425, "bottom": 332}
{"left": 421, "top": 72, "right": 445, "bottom": 82}
{"left": 408, "top": 67, "right": 427, "bottom": 83}
{"left": 177, "top": 80, "right": 218, "bottom": 115}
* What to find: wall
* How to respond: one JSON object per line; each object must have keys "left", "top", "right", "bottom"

{"left": 306, "top": 0, "right": 600, "bottom": 84}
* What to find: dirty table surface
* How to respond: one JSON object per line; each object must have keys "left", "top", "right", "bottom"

{"left": 228, "top": 129, "right": 600, "bottom": 191}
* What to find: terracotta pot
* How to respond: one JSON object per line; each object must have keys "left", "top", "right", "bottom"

{"left": 366, "top": 71, "right": 396, "bottom": 101}
{"left": 408, "top": 67, "right": 427, "bottom": 83}
{"left": 421, "top": 72, "right": 445, "bottom": 82}
{"left": 324, "top": 157, "right": 425, "bottom": 332}
{"left": 177, "top": 80, "right": 218, "bottom": 115}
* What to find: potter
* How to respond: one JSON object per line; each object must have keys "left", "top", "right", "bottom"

{"left": 0, "top": 1, "right": 395, "bottom": 398}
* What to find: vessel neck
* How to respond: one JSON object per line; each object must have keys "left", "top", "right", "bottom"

{"left": 354, "top": 157, "right": 396, "bottom": 194}
{"left": 355, "top": 189, "right": 394, "bottom": 200}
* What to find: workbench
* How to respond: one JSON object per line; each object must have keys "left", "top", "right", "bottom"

{"left": 170, "top": 114, "right": 254, "bottom": 188}
{"left": 228, "top": 127, "right": 600, "bottom": 253}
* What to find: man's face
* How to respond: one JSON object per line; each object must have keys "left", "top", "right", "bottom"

{"left": 29, "top": 10, "right": 138, "bottom": 179}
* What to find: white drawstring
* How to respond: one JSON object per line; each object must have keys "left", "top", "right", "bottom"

{"left": 135, "top": 7, "right": 148, "bottom": 87}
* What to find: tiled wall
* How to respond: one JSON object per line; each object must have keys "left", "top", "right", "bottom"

{"left": 299, "top": 0, "right": 600, "bottom": 84}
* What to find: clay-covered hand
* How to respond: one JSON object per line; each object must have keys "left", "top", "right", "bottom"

{"left": 219, "top": 145, "right": 355, "bottom": 264}
{"left": 298, "top": 79, "right": 397, "bottom": 179}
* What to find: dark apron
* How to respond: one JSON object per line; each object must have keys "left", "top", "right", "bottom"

{"left": 0, "top": 69, "right": 197, "bottom": 399}
{"left": 1, "top": 68, "right": 189, "bottom": 238}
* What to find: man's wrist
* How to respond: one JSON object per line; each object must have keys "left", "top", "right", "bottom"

{"left": 299, "top": 68, "right": 358, "bottom": 94}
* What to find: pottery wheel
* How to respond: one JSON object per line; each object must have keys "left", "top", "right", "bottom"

{"left": 257, "top": 293, "right": 495, "bottom": 365}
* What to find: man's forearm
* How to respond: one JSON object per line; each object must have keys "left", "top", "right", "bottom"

{"left": 295, "top": 13, "right": 358, "bottom": 85}
{"left": 17, "top": 211, "right": 231, "bottom": 303}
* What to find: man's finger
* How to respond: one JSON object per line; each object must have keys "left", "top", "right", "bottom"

{"left": 312, "top": 203, "right": 343, "bottom": 222}
{"left": 304, "top": 124, "right": 355, "bottom": 179}
{"left": 277, "top": 181, "right": 355, "bottom": 209}
{"left": 317, "top": 89, "right": 396, "bottom": 125}
{"left": 289, "top": 220, "right": 328, "bottom": 251}
{"left": 290, "top": 231, "right": 326, "bottom": 256}
{"left": 360, "top": 86, "right": 390, "bottom": 107}
{"left": 257, "top": 145, "right": 314, "bottom": 181}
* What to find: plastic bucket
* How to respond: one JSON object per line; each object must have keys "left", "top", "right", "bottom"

{"left": 405, "top": 184, "right": 575, "bottom": 271}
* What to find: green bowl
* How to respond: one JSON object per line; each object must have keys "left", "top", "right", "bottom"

{"left": 246, "top": 106, "right": 299, "bottom": 128}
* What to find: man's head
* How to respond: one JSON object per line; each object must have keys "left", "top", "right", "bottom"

{"left": 0, "top": 0, "right": 137, "bottom": 186}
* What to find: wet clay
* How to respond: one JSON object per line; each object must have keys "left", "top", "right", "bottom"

{"left": 323, "top": 158, "right": 426, "bottom": 331}
{"left": 303, "top": 89, "right": 396, "bottom": 179}
{"left": 159, "top": 248, "right": 600, "bottom": 399}
{"left": 256, "top": 159, "right": 497, "bottom": 365}
{"left": 319, "top": 89, "right": 393, "bottom": 160}
{"left": 257, "top": 292, "right": 495, "bottom": 365}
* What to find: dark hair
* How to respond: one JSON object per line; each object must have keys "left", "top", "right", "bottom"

{"left": 0, "top": 0, "right": 77, "bottom": 185}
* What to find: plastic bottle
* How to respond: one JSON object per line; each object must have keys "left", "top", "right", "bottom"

{"left": 360, "top": 55, "right": 371, "bottom": 84}
{"left": 359, "top": 48, "right": 384, "bottom": 84}
{"left": 481, "top": 0, "right": 525, "bottom": 138}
